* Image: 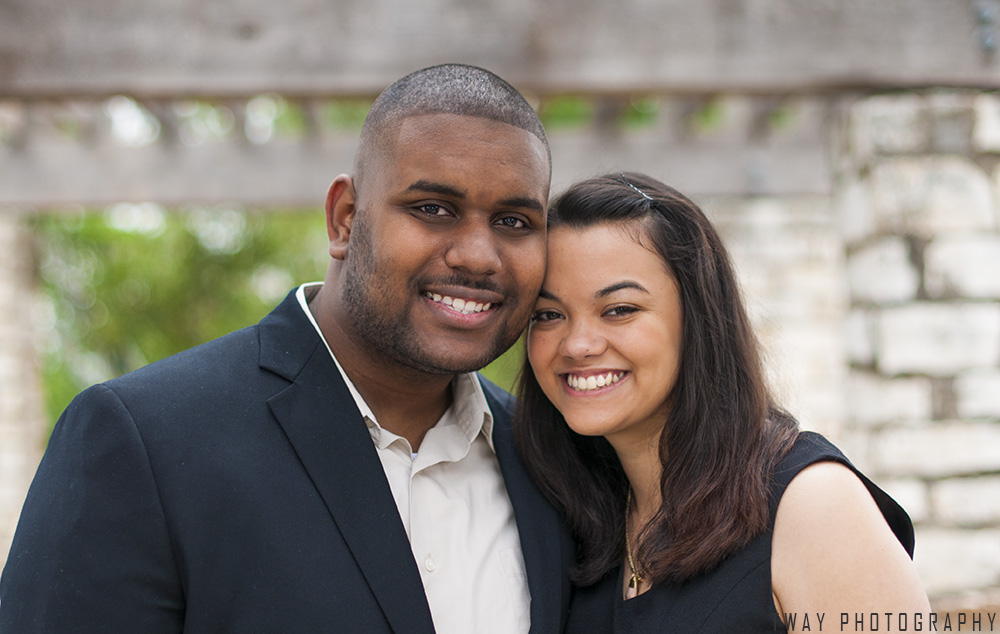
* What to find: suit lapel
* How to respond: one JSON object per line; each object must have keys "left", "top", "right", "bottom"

{"left": 483, "top": 378, "right": 571, "bottom": 634}
{"left": 259, "top": 293, "right": 435, "bottom": 634}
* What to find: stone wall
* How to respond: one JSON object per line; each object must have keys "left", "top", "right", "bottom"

{"left": 839, "top": 92, "right": 1000, "bottom": 607}
{"left": 710, "top": 194, "right": 848, "bottom": 440}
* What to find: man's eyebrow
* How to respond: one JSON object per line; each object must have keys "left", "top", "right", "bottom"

{"left": 498, "top": 196, "right": 545, "bottom": 214}
{"left": 404, "top": 180, "right": 466, "bottom": 199}
{"left": 596, "top": 281, "right": 649, "bottom": 298}
{"left": 404, "top": 181, "right": 544, "bottom": 215}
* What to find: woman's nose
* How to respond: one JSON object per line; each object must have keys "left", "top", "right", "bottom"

{"left": 559, "top": 321, "right": 608, "bottom": 359}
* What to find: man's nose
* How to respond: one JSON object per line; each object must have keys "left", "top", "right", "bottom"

{"left": 443, "top": 221, "right": 502, "bottom": 276}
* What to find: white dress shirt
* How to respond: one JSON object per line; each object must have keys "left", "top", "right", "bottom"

{"left": 295, "top": 284, "right": 530, "bottom": 634}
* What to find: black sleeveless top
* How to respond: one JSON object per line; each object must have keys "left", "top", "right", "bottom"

{"left": 564, "top": 432, "right": 915, "bottom": 634}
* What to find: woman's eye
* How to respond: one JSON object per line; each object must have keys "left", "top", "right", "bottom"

{"left": 531, "top": 310, "right": 562, "bottom": 323}
{"left": 605, "top": 305, "right": 639, "bottom": 318}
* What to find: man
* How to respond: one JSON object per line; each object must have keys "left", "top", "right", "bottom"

{"left": 0, "top": 64, "right": 573, "bottom": 634}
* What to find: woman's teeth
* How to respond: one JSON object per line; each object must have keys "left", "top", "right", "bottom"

{"left": 425, "top": 292, "right": 492, "bottom": 315}
{"left": 566, "top": 371, "right": 626, "bottom": 392}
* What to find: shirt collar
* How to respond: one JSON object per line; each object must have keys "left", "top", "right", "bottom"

{"left": 295, "top": 283, "right": 495, "bottom": 453}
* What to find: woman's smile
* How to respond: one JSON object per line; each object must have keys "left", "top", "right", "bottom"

{"left": 563, "top": 370, "right": 629, "bottom": 393}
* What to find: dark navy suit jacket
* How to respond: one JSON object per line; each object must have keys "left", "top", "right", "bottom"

{"left": 0, "top": 290, "right": 573, "bottom": 633}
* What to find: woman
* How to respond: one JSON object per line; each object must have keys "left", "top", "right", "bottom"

{"left": 513, "top": 173, "right": 930, "bottom": 632}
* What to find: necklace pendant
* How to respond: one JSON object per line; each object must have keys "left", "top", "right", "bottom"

{"left": 626, "top": 573, "right": 640, "bottom": 599}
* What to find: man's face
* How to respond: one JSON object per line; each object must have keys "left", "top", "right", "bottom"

{"left": 340, "top": 113, "right": 550, "bottom": 375}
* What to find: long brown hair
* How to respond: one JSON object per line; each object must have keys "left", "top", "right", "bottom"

{"left": 513, "top": 172, "right": 799, "bottom": 586}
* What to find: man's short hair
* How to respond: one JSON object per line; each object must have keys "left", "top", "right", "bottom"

{"left": 354, "top": 64, "right": 550, "bottom": 185}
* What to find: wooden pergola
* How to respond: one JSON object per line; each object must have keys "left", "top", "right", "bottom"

{"left": 2, "top": 0, "right": 999, "bottom": 207}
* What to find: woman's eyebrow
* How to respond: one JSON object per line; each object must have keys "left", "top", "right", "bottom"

{"left": 537, "top": 281, "right": 649, "bottom": 302}
{"left": 596, "top": 281, "right": 649, "bottom": 298}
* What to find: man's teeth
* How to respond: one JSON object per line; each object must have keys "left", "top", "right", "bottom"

{"left": 426, "top": 292, "right": 493, "bottom": 315}
{"left": 566, "top": 371, "right": 626, "bottom": 392}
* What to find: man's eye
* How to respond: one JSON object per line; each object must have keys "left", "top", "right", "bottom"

{"left": 418, "top": 204, "right": 447, "bottom": 216}
{"left": 497, "top": 216, "right": 527, "bottom": 229}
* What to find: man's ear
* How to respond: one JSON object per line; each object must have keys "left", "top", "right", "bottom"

{"left": 325, "top": 174, "right": 356, "bottom": 261}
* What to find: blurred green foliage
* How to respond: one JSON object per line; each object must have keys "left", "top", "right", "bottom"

{"left": 540, "top": 95, "right": 663, "bottom": 129}
{"left": 482, "top": 337, "right": 525, "bottom": 395}
{"left": 33, "top": 206, "right": 327, "bottom": 428}
{"left": 322, "top": 99, "right": 374, "bottom": 130}
{"left": 691, "top": 98, "right": 725, "bottom": 132}
{"left": 539, "top": 96, "right": 595, "bottom": 128}
{"left": 620, "top": 97, "right": 660, "bottom": 128}
{"left": 32, "top": 205, "right": 524, "bottom": 431}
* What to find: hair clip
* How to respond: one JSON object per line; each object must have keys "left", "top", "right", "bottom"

{"left": 618, "top": 173, "right": 653, "bottom": 201}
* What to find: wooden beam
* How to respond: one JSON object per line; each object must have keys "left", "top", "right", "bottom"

{"left": 0, "top": 96, "right": 835, "bottom": 206}
{"left": 1, "top": 0, "right": 999, "bottom": 99}
{"left": 0, "top": 134, "right": 833, "bottom": 206}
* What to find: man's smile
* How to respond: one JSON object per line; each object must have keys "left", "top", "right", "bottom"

{"left": 423, "top": 292, "right": 494, "bottom": 315}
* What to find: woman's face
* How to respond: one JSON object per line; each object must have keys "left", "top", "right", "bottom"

{"left": 527, "top": 222, "right": 684, "bottom": 450}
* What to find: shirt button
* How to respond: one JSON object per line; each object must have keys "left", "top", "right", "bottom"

{"left": 424, "top": 555, "right": 436, "bottom": 572}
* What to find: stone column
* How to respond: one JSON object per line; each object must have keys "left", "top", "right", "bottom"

{"left": 840, "top": 92, "right": 1000, "bottom": 607}
{"left": 0, "top": 209, "right": 46, "bottom": 568}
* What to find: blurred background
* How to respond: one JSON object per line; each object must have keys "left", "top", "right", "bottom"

{"left": 2, "top": 0, "right": 999, "bottom": 613}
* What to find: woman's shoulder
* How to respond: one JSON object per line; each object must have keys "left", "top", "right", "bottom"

{"left": 770, "top": 441, "right": 930, "bottom": 620}
{"left": 776, "top": 458, "right": 892, "bottom": 545}
{"left": 770, "top": 431, "right": 914, "bottom": 555}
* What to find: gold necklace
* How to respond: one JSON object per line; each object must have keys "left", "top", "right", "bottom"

{"left": 625, "top": 487, "right": 644, "bottom": 597}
